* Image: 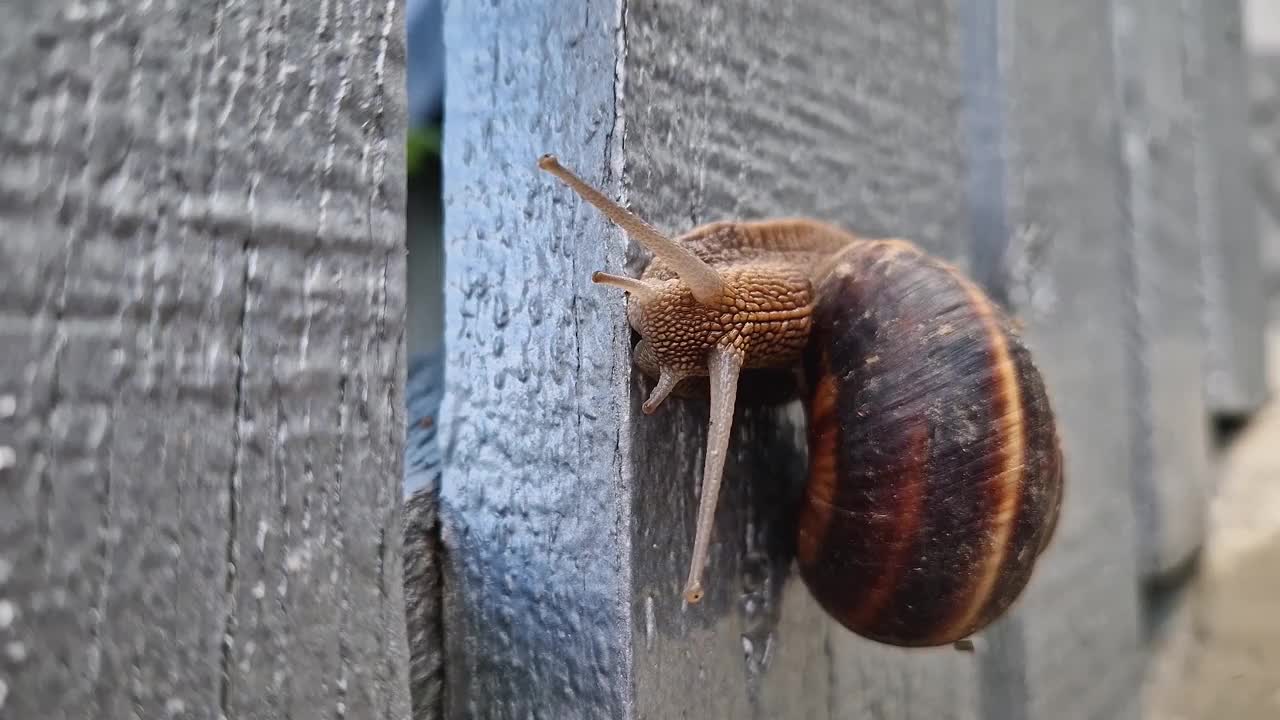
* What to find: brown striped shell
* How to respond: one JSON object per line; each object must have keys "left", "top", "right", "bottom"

{"left": 798, "top": 241, "right": 1063, "bottom": 647}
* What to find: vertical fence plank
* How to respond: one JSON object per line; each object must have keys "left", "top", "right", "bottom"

{"left": 1193, "top": 0, "right": 1269, "bottom": 416}
{"left": 960, "top": 1, "right": 1144, "bottom": 718}
{"left": 0, "top": 1, "right": 411, "bottom": 718}
{"left": 439, "top": 0, "right": 635, "bottom": 717}
{"left": 1111, "top": 0, "right": 1213, "bottom": 579}
{"left": 623, "top": 1, "right": 979, "bottom": 718}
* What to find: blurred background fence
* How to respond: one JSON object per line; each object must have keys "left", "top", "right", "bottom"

{"left": 1, "top": 0, "right": 1277, "bottom": 718}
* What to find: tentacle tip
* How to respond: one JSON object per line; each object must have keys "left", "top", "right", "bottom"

{"left": 537, "top": 154, "right": 559, "bottom": 171}
{"left": 683, "top": 586, "right": 704, "bottom": 605}
{"left": 590, "top": 271, "right": 606, "bottom": 284}
{"left": 642, "top": 374, "right": 678, "bottom": 414}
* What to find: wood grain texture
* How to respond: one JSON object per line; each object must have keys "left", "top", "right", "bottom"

{"left": 623, "top": 1, "right": 980, "bottom": 718}
{"left": 1192, "top": 0, "right": 1270, "bottom": 415}
{"left": 442, "top": 0, "right": 1196, "bottom": 716}
{"left": 442, "top": 0, "right": 984, "bottom": 718}
{"left": 0, "top": 1, "right": 411, "bottom": 718}
{"left": 439, "top": 1, "right": 636, "bottom": 717}
{"left": 1112, "top": 0, "right": 1213, "bottom": 579}
{"left": 965, "top": 0, "right": 1144, "bottom": 718}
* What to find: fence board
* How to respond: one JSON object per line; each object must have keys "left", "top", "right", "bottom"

{"left": 624, "top": 2, "right": 978, "bottom": 717}
{"left": 1112, "top": 0, "right": 1214, "bottom": 579}
{"left": 0, "top": 1, "right": 411, "bottom": 717}
{"left": 961, "top": 1, "right": 1144, "bottom": 717}
{"left": 1193, "top": 0, "right": 1270, "bottom": 416}
{"left": 438, "top": 1, "right": 635, "bottom": 716}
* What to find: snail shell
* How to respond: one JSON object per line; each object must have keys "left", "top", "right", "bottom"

{"left": 798, "top": 240, "right": 1063, "bottom": 646}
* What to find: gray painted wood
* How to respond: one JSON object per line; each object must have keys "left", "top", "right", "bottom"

{"left": 0, "top": 1, "right": 411, "bottom": 718}
{"left": 961, "top": 0, "right": 1144, "bottom": 717}
{"left": 442, "top": 0, "right": 985, "bottom": 717}
{"left": 1112, "top": 0, "right": 1213, "bottom": 579}
{"left": 1193, "top": 0, "right": 1270, "bottom": 416}
{"left": 624, "top": 2, "right": 979, "bottom": 718}
{"left": 439, "top": 1, "right": 635, "bottom": 717}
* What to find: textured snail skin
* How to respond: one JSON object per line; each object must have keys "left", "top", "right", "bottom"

{"left": 797, "top": 240, "right": 1063, "bottom": 647}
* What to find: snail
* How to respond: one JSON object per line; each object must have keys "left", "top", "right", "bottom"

{"left": 538, "top": 154, "right": 1063, "bottom": 648}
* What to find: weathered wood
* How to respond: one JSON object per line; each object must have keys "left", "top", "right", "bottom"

{"left": 960, "top": 0, "right": 1144, "bottom": 717}
{"left": 1192, "top": 0, "right": 1270, "bottom": 416}
{"left": 624, "top": 2, "right": 979, "bottom": 719}
{"left": 0, "top": 1, "right": 411, "bottom": 718}
{"left": 442, "top": 0, "right": 985, "bottom": 717}
{"left": 1111, "top": 0, "right": 1213, "bottom": 578}
{"left": 439, "top": 1, "right": 634, "bottom": 716}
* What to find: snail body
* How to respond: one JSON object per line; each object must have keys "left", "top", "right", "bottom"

{"left": 538, "top": 155, "right": 1063, "bottom": 648}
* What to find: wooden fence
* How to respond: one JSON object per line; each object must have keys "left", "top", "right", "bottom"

{"left": 1, "top": 0, "right": 411, "bottom": 717}
{"left": 0, "top": 0, "right": 1268, "bottom": 718}
{"left": 436, "top": 1, "right": 1265, "bottom": 718}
